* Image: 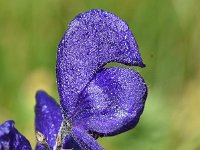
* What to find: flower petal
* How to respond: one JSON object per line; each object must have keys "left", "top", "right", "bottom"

{"left": 35, "top": 90, "right": 62, "bottom": 149}
{"left": 72, "top": 67, "right": 147, "bottom": 135}
{"left": 56, "top": 9, "right": 145, "bottom": 118}
{"left": 71, "top": 127, "right": 103, "bottom": 150}
{"left": 0, "top": 120, "right": 32, "bottom": 150}
{"left": 35, "top": 144, "right": 46, "bottom": 150}
{"left": 62, "top": 134, "right": 81, "bottom": 150}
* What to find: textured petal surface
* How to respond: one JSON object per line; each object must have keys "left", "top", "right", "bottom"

{"left": 56, "top": 9, "right": 145, "bottom": 118}
{"left": 71, "top": 127, "right": 103, "bottom": 150}
{"left": 35, "top": 90, "right": 62, "bottom": 149}
{"left": 35, "top": 144, "right": 46, "bottom": 150}
{"left": 62, "top": 134, "right": 81, "bottom": 150}
{"left": 0, "top": 120, "right": 32, "bottom": 150}
{"left": 72, "top": 67, "right": 147, "bottom": 135}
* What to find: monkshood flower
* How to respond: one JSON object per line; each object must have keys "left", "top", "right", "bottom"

{"left": 0, "top": 121, "right": 32, "bottom": 149}
{"left": 0, "top": 9, "right": 147, "bottom": 150}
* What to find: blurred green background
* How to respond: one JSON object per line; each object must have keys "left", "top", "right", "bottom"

{"left": 0, "top": 0, "right": 200, "bottom": 149}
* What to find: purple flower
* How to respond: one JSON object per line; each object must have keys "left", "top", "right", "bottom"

{"left": 0, "top": 120, "right": 31, "bottom": 150}
{"left": 0, "top": 9, "right": 147, "bottom": 150}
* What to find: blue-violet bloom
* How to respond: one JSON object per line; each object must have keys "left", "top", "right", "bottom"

{"left": 0, "top": 9, "right": 147, "bottom": 150}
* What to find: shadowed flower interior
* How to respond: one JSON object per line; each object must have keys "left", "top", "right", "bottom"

{"left": 0, "top": 9, "right": 147, "bottom": 150}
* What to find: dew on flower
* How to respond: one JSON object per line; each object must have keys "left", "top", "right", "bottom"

{"left": 0, "top": 9, "right": 147, "bottom": 150}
